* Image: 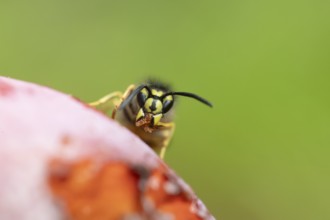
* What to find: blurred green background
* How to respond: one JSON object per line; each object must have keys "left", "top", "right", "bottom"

{"left": 1, "top": 0, "right": 329, "bottom": 219}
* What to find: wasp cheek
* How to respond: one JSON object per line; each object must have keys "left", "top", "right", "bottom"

{"left": 135, "top": 108, "right": 145, "bottom": 122}
{"left": 152, "top": 114, "right": 163, "bottom": 126}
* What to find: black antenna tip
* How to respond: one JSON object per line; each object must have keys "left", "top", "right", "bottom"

{"left": 170, "top": 92, "right": 213, "bottom": 108}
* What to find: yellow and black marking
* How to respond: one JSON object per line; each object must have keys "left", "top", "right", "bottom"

{"left": 89, "top": 80, "right": 212, "bottom": 159}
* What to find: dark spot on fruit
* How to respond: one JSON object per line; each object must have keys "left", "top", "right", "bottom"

{"left": 61, "top": 134, "right": 72, "bottom": 145}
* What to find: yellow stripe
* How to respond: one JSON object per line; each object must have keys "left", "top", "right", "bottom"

{"left": 163, "top": 95, "right": 173, "bottom": 102}
{"left": 151, "top": 89, "right": 164, "bottom": 97}
{"left": 141, "top": 88, "right": 149, "bottom": 96}
{"left": 136, "top": 108, "right": 145, "bottom": 121}
{"left": 153, "top": 114, "right": 163, "bottom": 125}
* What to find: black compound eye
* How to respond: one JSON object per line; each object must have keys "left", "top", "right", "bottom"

{"left": 162, "top": 95, "right": 174, "bottom": 113}
{"left": 137, "top": 88, "right": 149, "bottom": 107}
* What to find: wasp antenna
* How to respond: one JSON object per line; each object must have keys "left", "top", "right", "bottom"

{"left": 171, "top": 92, "right": 213, "bottom": 107}
{"left": 119, "top": 84, "right": 147, "bottom": 110}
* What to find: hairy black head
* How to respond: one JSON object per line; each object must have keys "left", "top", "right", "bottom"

{"left": 146, "top": 78, "right": 171, "bottom": 92}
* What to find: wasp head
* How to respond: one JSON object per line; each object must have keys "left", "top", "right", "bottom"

{"left": 135, "top": 87, "right": 174, "bottom": 132}
{"left": 119, "top": 83, "right": 212, "bottom": 133}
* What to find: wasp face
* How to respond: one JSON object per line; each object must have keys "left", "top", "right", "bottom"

{"left": 135, "top": 87, "right": 174, "bottom": 130}
{"left": 117, "top": 81, "right": 211, "bottom": 134}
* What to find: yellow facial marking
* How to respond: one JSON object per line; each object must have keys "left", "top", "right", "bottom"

{"left": 144, "top": 98, "right": 163, "bottom": 114}
{"left": 141, "top": 88, "right": 149, "bottom": 97}
{"left": 151, "top": 89, "right": 164, "bottom": 97}
{"left": 136, "top": 108, "right": 145, "bottom": 121}
{"left": 152, "top": 114, "right": 163, "bottom": 126}
{"left": 163, "top": 95, "right": 173, "bottom": 102}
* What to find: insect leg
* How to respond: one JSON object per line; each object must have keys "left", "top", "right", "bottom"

{"left": 89, "top": 91, "right": 123, "bottom": 114}
{"left": 121, "top": 84, "right": 136, "bottom": 100}
{"left": 157, "top": 122, "right": 175, "bottom": 159}
{"left": 89, "top": 84, "right": 136, "bottom": 119}
{"left": 111, "top": 84, "right": 136, "bottom": 119}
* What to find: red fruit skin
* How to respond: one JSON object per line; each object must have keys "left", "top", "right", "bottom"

{"left": 0, "top": 77, "right": 215, "bottom": 220}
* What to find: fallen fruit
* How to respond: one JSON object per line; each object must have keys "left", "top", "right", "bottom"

{"left": 0, "top": 77, "right": 215, "bottom": 220}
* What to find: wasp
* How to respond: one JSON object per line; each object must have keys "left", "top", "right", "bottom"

{"left": 89, "top": 80, "right": 212, "bottom": 159}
